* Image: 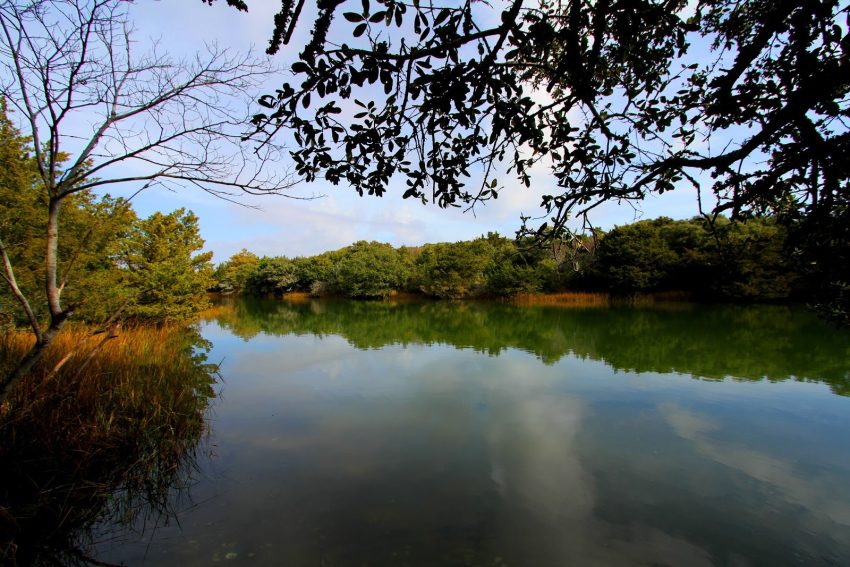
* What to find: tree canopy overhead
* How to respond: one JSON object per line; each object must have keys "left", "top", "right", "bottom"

{"left": 233, "top": 0, "right": 847, "bottom": 232}
{"left": 214, "top": 0, "right": 849, "bottom": 319}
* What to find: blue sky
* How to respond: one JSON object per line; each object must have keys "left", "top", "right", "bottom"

{"left": 119, "top": 1, "right": 708, "bottom": 263}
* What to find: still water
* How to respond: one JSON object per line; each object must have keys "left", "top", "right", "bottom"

{"left": 99, "top": 298, "right": 850, "bottom": 566}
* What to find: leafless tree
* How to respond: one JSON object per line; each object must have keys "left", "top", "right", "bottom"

{"left": 0, "top": 0, "right": 300, "bottom": 398}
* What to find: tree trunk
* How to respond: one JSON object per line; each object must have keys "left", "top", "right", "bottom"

{"left": 0, "top": 197, "right": 69, "bottom": 403}
{"left": 45, "top": 197, "right": 62, "bottom": 318}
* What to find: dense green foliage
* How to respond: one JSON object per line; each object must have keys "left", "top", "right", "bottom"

{"left": 213, "top": 249, "right": 260, "bottom": 295}
{"left": 0, "top": 104, "right": 214, "bottom": 326}
{"left": 415, "top": 240, "right": 493, "bottom": 298}
{"left": 330, "top": 241, "right": 408, "bottom": 298}
{"left": 213, "top": 217, "right": 810, "bottom": 303}
{"left": 115, "top": 210, "right": 214, "bottom": 322}
{"left": 592, "top": 217, "right": 796, "bottom": 299}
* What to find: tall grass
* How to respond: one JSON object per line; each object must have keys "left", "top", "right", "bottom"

{"left": 509, "top": 291, "right": 695, "bottom": 307}
{"left": 281, "top": 291, "right": 313, "bottom": 302}
{"left": 0, "top": 324, "right": 218, "bottom": 565}
{"left": 509, "top": 291, "right": 612, "bottom": 307}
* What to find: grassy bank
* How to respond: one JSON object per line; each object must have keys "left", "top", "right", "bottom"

{"left": 509, "top": 291, "right": 612, "bottom": 307}
{"left": 266, "top": 289, "right": 693, "bottom": 308}
{"left": 0, "top": 324, "right": 218, "bottom": 565}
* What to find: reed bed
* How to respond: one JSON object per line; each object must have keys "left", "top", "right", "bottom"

{"left": 281, "top": 291, "right": 313, "bottom": 302}
{"left": 510, "top": 291, "right": 612, "bottom": 307}
{"left": 0, "top": 324, "right": 218, "bottom": 565}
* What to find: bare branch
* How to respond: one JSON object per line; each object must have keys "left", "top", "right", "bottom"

{"left": 0, "top": 0, "right": 303, "bottom": 394}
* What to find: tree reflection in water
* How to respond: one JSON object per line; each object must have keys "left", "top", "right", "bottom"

{"left": 0, "top": 326, "right": 218, "bottom": 566}
{"left": 206, "top": 297, "right": 850, "bottom": 396}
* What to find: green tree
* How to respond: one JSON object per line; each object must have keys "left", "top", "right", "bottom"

{"left": 246, "top": 256, "right": 301, "bottom": 295}
{"left": 710, "top": 218, "right": 797, "bottom": 301}
{"left": 0, "top": 102, "right": 137, "bottom": 326}
{"left": 595, "top": 219, "right": 682, "bottom": 293}
{"left": 415, "top": 240, "right": 494, "bottom": 298}
{"left": 592, "top": 216, "right": 798, "bottom": 299}
{"left": 484, "top": 236, "right": 546, "bottom": 296}
{"left": 213, "top": 250, "right": 260, "bottom": 294}
{"left": 330, "top": 241, "right": 407, "bottom": 298}
{"left": 294, "top": 251, "right": 343, "bottom": 295}
{"left": 116, "top": 210, "right": 214, "bottom": 322}
{"left": 0, "top": 99, "right": 40, "bottom": 328}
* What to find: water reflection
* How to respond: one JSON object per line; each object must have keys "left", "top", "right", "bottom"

{"left": 94, "top": 299, "right": 850, "bottom": 565}
{"left": 207, "top": 298, "right": 850, "bottom": 394}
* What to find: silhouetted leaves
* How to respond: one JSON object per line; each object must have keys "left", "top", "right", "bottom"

{"left": 217, "top": 0, "right": 850, "bottom": 320}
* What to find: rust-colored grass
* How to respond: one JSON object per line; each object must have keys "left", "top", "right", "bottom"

{"left": 281, "top": 291, "right": 313, "bottom": 302}
{"left": 510, "top": 292, "right": 612, "bottom": 307}
{"left": 0, "top": 323, "right": 217, "bottom": 563}
{"left": 1, "top": 324, "right": 214, "bottom": 427}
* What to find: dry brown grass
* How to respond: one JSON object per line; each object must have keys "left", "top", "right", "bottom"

{"left": 281, "top": 291, "right": 313, "bottom": 302}
{"left": 509, "top": 291, "right": 612, "bottom": 307}
{"left": 1, "top": 324, "right": 214, "bottom": 426}
{"left": 0, "top": 324, "right": 217, "bottom": 564}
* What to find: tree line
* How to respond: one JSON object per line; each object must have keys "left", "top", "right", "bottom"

{"left": 212, "top": 215, "right": 804, "bottom": 302}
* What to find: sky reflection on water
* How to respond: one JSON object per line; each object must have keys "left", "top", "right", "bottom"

{"left": 99, "top": 300, "right": 850, "bottom": 566}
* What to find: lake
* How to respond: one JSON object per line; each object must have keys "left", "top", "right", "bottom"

{"left": 98, "top": 298, "right": 850, "bottom": 566}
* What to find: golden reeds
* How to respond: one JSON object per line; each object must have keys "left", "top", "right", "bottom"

{"left": 281, "top": 291, "right": 313, "bottom": 302}
{"left": 0, "top": 324, "right": 217, "bottom": 564}
{"left": 509, "top": 291, "right": 612, "bottom": 307}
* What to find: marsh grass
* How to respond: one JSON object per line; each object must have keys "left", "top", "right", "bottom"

{"left": 0, "top": 324, "right": 218, "bottom": 565}
{"left": 281, "top": 291, "right": 313, "bottom": 302}
{"left": 509, "top": 291, "right": 695, "bottom": 308}
{"left": 510, "top": 291, "right": 612, "bottom": 307}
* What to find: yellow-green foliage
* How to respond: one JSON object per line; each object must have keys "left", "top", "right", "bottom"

{"left": 115, "top": 209, "right": 214, "bottom": 322}
{"left": 0, "top": 101, "right": 213, "bottom": 327}
{"left": 212, "top": 248, "right": 259, "bottom": 294}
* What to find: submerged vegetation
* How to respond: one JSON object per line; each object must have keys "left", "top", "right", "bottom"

{"left": 0, "top": 325, "right": 218, "bottom": 565}
{"left": 213, "top": 216, "right": 805, "bottom": 304}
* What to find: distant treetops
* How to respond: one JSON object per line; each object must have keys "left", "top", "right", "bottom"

{"left": 212, "top": 216, "right": 804, "bottom": 304}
